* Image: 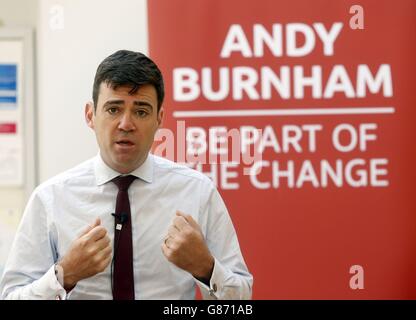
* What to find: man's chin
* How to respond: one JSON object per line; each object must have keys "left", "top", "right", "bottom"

{"left": 113, "top": 156, "right": 143, "bottom": 173}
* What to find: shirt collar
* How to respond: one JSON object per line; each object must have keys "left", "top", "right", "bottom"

{"left": 94, "top": 152, "right": 154, "bottom": 186}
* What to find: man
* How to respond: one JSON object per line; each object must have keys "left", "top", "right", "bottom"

{"left": 0, "top": 50, "right": 253, "bottom": 300}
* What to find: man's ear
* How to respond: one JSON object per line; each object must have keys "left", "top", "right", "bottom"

{"left": 157, "top": 107, "right": 164, "bottom": 127}
{"left": 85, "top": 101, "right": 95, "bottom": 129}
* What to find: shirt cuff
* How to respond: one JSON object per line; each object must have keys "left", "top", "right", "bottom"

{"left": 194, "top": 257, "right": 228, "bottom": 299}
{"left": 32, "top": 265, "right": 68, "bottom": 300}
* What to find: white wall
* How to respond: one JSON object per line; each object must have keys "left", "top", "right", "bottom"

{"left": 0, "top": 0, "right": 38, "bottom": 28}
{"left": 37, "top": 0, "right": 148, "bottom": 182}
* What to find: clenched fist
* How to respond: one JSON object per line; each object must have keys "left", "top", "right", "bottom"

{"left": 57, "top": 218, "right": 112, "bottom": 291}
{"left": 162, "top": 211, "right": 214, "bottom": 284}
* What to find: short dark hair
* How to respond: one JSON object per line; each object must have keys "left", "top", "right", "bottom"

{"left": 92, "top": 50, "right": 164, "bottom": 111}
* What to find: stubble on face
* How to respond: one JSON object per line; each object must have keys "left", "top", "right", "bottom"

{"left": 92, "top": 83, "right": 162, "bottom": 173}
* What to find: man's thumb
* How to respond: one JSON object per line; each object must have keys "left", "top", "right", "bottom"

{"left": 91, "top": 217, "right": 101, "bottom": 228}
{"left": 176, "top": 211, "right": 199, "bottom": 229}
{"left": 80, "top": 217, "right": 101, "bottom": 236}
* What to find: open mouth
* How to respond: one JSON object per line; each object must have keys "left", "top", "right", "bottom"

{"left": 116, "top": 140, "right": 135, "bottom": 146}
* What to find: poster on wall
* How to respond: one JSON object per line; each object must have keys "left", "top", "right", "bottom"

{"left": 0, "top": 42, "right": 23, "bottom": 187}
{"left": 148, "top": 0, "right": 416, "bottom": 298}
{"left": 0, "top": 39, "right": 25, "bottom": 276}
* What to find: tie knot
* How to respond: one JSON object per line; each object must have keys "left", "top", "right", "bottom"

{"left": 112, "top": 175, "right": 136, "bottom": 191}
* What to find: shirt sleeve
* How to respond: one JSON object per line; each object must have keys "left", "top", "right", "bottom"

{"left": 0, "top": 189, "right": 66, "bottom": 300}
{"left": 196, "top": 182, "right": 253, "bottom": 300}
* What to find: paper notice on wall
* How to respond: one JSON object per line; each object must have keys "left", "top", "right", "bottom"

{"left": 0, "top": 60, "right": 23, "bottom": 186}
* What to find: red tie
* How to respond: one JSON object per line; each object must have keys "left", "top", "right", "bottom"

{"left": 112, "top": 175, "right": 136, "bottom": 300}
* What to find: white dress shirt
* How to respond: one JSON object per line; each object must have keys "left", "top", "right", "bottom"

{"left": 0, "top": 153, "right": 253, "bottom": 300}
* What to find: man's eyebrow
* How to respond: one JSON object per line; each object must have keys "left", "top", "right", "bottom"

{"left": 102, "top": 100, "right": 124, "bottom": 108}
{"left": 102, "top": 100, "right": 154, "bottom": 110}
{"left": 133, "top": 101, "right": 154, "bottom": 109}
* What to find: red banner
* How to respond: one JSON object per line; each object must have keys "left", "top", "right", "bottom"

{"left": 149, "top": 0, "right": 416, "bottom": 298}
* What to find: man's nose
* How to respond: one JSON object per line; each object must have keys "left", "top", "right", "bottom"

{"left": 118, "top": 112, "right": 135, "bottom": 132}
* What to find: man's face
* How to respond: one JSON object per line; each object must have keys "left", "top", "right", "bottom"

{"left": 85, "top": 83, "right": 163, "bottom": 173}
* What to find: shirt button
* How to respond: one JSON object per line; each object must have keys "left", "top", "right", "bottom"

{"left": 212, "top": 283, "right": 217, "bottom": 292}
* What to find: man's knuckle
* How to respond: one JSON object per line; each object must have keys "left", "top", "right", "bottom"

{"left": 79, "top": 238, "right": 88, "bottom": 248}
{"left": 183, "top": 228, "right": 193, "bottom": 237}
{"left": 171, "top": 242, "right": 181, "bottom": 251}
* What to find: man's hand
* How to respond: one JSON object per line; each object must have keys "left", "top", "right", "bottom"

{"left": 162, "top": 211, "right": 214, "bottom": 284}
{"left": 57, "top": 218, "right": 112, "bottom": 291}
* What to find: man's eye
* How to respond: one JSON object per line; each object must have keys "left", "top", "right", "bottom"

{"left": 137, "top": 110, "right": 149, "bottom": 117}
{"left": 108, "top": 107, "right": 118, "bottom": 114}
